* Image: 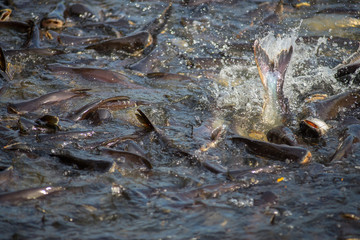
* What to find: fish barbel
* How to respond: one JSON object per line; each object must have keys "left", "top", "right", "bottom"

{"left": 254, "top": 39, "right": 293, "bottom": 126}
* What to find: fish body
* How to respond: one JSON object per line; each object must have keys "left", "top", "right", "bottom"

{"left": 254, "top": 39, "right": 293, "bottom": 126}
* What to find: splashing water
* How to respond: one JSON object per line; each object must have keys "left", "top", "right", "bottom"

{"left": 209, "top": 31, "right": 346, "bottom": 136}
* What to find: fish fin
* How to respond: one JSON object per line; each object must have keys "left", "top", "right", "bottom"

{"left": 0, "top": 45, "right": 6, "bottom": 72}
{"left": 254, "top": 39, "right": 274, "bottom": 89}
{"left": 140, "top": 3, "right": 172, "bottom": 36}
{"left": 136, "top": 109, "right": 155, "bottom": 131}
{"left": 275, "top": 45, "right": 293, "bottom": 93}
{"left": 0, "top": 45, "right": 12, "bottom": 81}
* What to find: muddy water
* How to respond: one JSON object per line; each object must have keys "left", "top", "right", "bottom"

{"left": 0, "top": 0, "right": 360, "bottom": 239}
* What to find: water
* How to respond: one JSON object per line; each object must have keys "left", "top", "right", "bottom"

{"left": 1, "top": 0, "right": 360, "bottom": 239}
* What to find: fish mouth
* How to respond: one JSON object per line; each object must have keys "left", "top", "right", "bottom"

{"left": 0, "top": 9, "right": 12, "bottom": 21}
{"left": 41, "top": 18, "right": 64, "bottom": 29}
{"left": 300, "top": 117, "right": 330, "bottom": 138}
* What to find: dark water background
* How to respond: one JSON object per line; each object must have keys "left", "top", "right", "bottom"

{"left": 0, "top": 0, "right": 360, "bottom": 239}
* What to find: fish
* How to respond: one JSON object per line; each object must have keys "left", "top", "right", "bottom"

{"left": 0, "top": 20, "right": 29, "bottom": 32}
{"left": 40, "top": 1, "right": 66, "bottom": 29}
{"left": 43, "top": 30, "right": 109, "bottom": 46}
{"left": 7, "top": 89, "right": 90, "bottom": 114}
{"left": 51, "top": 149, "right": 113, "bottom": 172}
{"left": 86, "top": 3, "right": 172, "bottom": 56}
{"left": 331, "top": 123, "right": 360, "bottom": 162}
{"left": 0, "top": 186, "right": 64, "bottom": 203}
{"left": 266, "top": 125, "right": 298, "bottom": 146}
{"left": 254, "top": 39, "right": 293, "bottom": 126}
{"left": 100, "top": 148, "right": 153, "bottom": 171}
{"left": 302, "top": 90, "right": 360, "bottom": 121}
{"left": 231, "top": 135, "right": 311, "bottom": 164}
{"left": 138, "top": 3, "right": 172, "bottom": 37}
{"left": 68, "top": 96, "right": 137, "bottom": 122}
{"left": 47, "top": 64, "right": 144, "bottom": 88}
{"left": 136, "top": 109, "right": 227, "bottom": 174}
{"left": 88, "top": 108, "right": 112, "bottom": 125}
{"left": 22, "top": 20, "right": 41, "bottom": 48}
{"left": 64, "top": 3, "right": 97, "bottom": 22}
{"left": 299, "top": 117, "right": 330, "bottom": 138}
{"left": 85, "top": 30, "right": 154, "bottom": 55}
{"left": 17, "top": 115, "right": 60, "bottom": 134}
{"left": 0, "top": 44, "right": 11, "bottom": 81}
{"left": 37, "top": 130, "right": 95, "bottom": 142}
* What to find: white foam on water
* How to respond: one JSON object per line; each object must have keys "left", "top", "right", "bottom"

{"left": 208, "top": 64, "right": 264, "bottom": 112}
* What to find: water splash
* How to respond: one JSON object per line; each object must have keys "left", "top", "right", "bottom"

{"left": 209, "top": 31, "right": 346, "bottom": 135}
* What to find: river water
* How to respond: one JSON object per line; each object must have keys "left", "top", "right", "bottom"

{"left": 0, "top": 0, "right": 360, "bottom": 239}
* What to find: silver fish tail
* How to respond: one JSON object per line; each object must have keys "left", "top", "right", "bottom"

{"left": 254, "top": 39, "right": 293, "bottom": 126}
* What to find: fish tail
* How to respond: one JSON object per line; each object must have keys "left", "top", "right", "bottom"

{"left": 254, "top": 39, "right": 273, "bottom": 89}
{"left": 275, "top": 45, "right": 293, "bottom": 93}
{"left": 254, "top": 40, "right": 293, "bottom": 93}
{"left": 254, "top": 40, "right": 293, "bottom": 123}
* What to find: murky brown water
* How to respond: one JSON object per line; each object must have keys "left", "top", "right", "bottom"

{"left": 0, "top": 0, "right": 360, "bottom": 239}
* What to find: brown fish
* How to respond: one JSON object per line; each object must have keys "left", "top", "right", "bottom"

{"left": 47, "top": 64, "right": 142, "bottom": 88}
{"left": 302, "top": 90, "right": 360, "bottom": 121}
{"left": 8, "top": 89, "right": 89, "bottom": 114}
{"left": 231, "top": 135, "right": 311, "bottom": 164}
{"left": 0, "top": 186, "right": 64, "bottom": 203}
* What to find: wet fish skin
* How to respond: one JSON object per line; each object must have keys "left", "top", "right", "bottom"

{"left": 44, "top": 30, "right": 109, "bottom": 46}
{"left": 17, "top": 117, "right": 57, "bottom": 134}
{"left": 0, "top": 20, "right": 29, "bottom": 32}
{"left": 4, "top": 48, "right": 65, "bottom": 57}
{"left": 40, "top": 1, "right": 66, "bottom": 29}
{"left": 335, "top": 62, "right": 360, "bottom": 84}
{"left": 135, "top": 109, "right": 226, "bottom": 173}
{"left": 64, "top": 3, "right": 96, "bottom": 21}
{"left": 125, "top": 140, "right": 147, "bottom": 158}
{"left": 0, "top": 45, "right": 11, "bottom": 82}
{"left": 146, "top": 72, "right": 192, "bottom": 81}
{"left": 68, "top": 96, "right": 134, "bottom": 122}
{"left": 0, "top": 186, "right": 64, "bottom": 203}
{"left": 231, "top": 135, "right": 311, "bottom": 164}
{"left": 254, "top": 39, "right": 293, "bottom": 125}
{"left": 100, "top": 148, "right": 152, "bottom": 170}
{"left": 51, "top": 150, "right": 113, "bottom": 172}
{"left": 127, "top": 45, "right": 167, "bottom": 73}
{"left": 266, "top": 125, "right": 298, "bottom": 146}
{"left": 331, "top": 124, "right": 360, "bottom": 162}
{"left": 47, "top": 64, "right": 145, "bottom": 88}
{"left": 225, "top": 166, "right": 281, "bottom": 180}
{"left": 139, "top": 3, "right": 172, "bottom": 37}
{"left": 36, "top": 130, "right": 95, "bottom": 142}
{"left": 172, "top": 182, "right": 240, "bottom": 201}
{"left": 89, "top": 108, "right": 112, "bottom": 125}
{"left": 85, "top": 31, "right": 153, "bottom": 55}
{"left": 302, "top": 90, "right": 360, "bottom": 121}
{"left": 22, "top": 20, "right": 41, "bottom": 49}
{"left": 8, "top": 89, "right": 90, "bottom": 114}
